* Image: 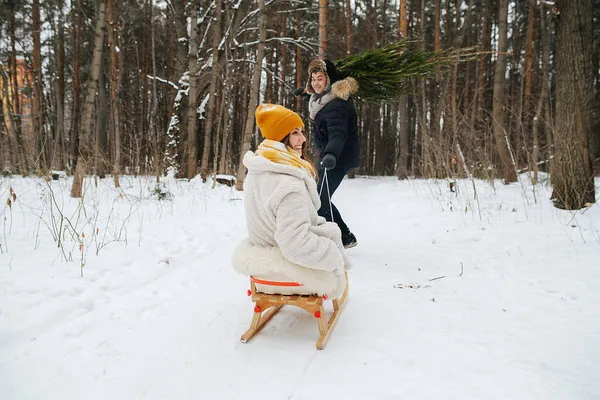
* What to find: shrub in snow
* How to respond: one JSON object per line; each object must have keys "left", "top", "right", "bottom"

{"left": 151, "top": 184, "right": 173, "bottom": 201}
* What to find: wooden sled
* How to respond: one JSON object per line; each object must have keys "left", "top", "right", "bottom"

{"left": 240, "top": 272, "right": 349, "bottom": 350}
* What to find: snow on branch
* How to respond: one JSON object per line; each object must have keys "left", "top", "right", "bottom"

{"left": 147, "top": 75, "right": 179, "bottom": 90}
{"left": 238, "top": 0, "right": 279, "bottom": 31}
{"left": 236, "top": 36, "right": 317, "bottom": 52}
{"left": 233, "top": 59, "right": 294, "bottom": 92}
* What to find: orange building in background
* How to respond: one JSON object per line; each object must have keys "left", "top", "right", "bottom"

{"left": 1, "top": 58, "right": 35, "bottom": 164}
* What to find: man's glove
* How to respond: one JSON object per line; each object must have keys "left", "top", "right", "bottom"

{"left": 320, "top": 153, "right": 336, "bottom": 170}
{"left": 292, "top": 87, "right": 306, "bottom": 97}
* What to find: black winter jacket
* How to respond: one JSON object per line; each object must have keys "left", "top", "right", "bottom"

{"left": 313, "top": 97, "right": 360, "bottom": 169}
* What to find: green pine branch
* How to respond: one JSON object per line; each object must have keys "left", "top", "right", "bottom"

{"left": 335, "top": 39, "right": 475, "bottom": 103}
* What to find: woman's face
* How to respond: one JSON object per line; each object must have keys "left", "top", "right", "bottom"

{"left": 311, "top": 72, "right": 328, "bottom": 94}
{"left": 288, "top": 127, "right": 306, "bottom": 154}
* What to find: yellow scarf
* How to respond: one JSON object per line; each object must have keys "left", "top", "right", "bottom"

{"left": 256, "top": 139, "right": 316, "bottom": 179}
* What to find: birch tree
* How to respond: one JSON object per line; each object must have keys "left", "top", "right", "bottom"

{"left": 235, "top": 0, "right": 266, "bottom": 191}
{"left": 71, "top": 0, "right": 107, "bottom": 197}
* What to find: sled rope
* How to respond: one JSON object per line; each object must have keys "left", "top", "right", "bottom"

{"left": 319, "top": 168, "right": 334, "bottom": 223}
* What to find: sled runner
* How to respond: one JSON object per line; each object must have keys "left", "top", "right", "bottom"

{"left": 240, "top": 272, "right": 349, "bottom": 350}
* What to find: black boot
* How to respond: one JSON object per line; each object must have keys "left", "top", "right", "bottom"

{"left": 342, "top": 231, "right": 357, "bottom": 249}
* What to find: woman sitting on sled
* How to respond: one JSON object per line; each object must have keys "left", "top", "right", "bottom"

{"left": 232, "top": 103, "right": 347, "bottom": 298}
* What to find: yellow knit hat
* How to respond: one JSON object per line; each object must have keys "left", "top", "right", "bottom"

{"left": 255, "top": 104, "right": 304, "bottom": 142}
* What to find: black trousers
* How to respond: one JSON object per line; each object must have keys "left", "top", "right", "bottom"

{"left": 317, "top": 166, "right": 351, "bottom": 235}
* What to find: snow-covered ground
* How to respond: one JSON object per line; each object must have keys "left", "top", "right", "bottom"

{"left": 1, "top": 173, "right": 599, "bottom": 400}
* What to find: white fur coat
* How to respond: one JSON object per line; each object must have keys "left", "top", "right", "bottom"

{"left": 232, "top": 151, "right": 347, "bottom": 297}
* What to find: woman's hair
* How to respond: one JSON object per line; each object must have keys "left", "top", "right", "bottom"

{"left": 282, "top": 132, "right": 317, "bottom": 173}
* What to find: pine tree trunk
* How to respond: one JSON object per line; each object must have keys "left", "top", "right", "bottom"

{"left": 218, "top": 53, "right": 231, "bottom": 174}
{"left": 295, "top": 12, "right": 302, "bottom": 111}
{"left": 396, "top": 0, "right": 409, "bottom": 179}
{"left": 94, "top": 65, "right": 108, "bottom": 178}
{"left": 476, "top": 0, "right": 490, "bottom": 126}
{"left": 1, "top": 71, "right": 19, "bottom": 171}
{"left": 492, "top": 0, "right": 517, "bottom": 183}
{"left": 417, "top": 0, "right": 429, "bottom": 177}
{"left": 531, "top": 2, "right": 550, "bottom": 184}
{"left": 235, "top": 0, "right": 266, "bottom": 191}
{"left": 280, "top": 0, "right": 288, "bottom": 106}
{"left": 372, "top": 0, "right": 378, "bottom": 46}
{"left": 55, "top": 11, "right": 65, "bottom": 171}
{"left": 107, "top": 0, "right": 121, "bottom": 187}
{"left": 212, "top": 85, "right": 225, "bottom": 179}
{"left": 10, "top": 9, "right": 23, "bottom": 171}
{"left": 200, "top": 0, "right": 222, "bottom": 181}
{"left": 71, "top": 0, "right": 107, "bottom": 198}
{"left": 71, "top": 0, "right": 82, "bottom": 174}
{"left": 186, "top": 3, "right": 199, "bottom": 180}
{"left": 140, "top": 0, "right": 149, "bottom": 168}
{"left": 434, "top": 0, "right": 440, "bottom": 51}
{"left": 550, "top": 0, "right": 596, "bottom": 209}
{"left": 150, "top": 0, "right": 160, "bottom": 180}
{"left": 345, "top": 0, "right": 352, "bottom": 55}
{"left": 523, "top": 0, "right": 535, "bottom": 130}
{"left": 32, "top": 0, "right": 44, "bottom": 171}
{"left": 319, "top": 0, "right": 328, "bottom": 58}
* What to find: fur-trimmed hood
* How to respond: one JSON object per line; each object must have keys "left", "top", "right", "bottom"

{"left": 330, "top": 76, "right": 359, "bottom": 101}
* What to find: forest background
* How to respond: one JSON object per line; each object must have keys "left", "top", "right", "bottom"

{"left": 0, "top": 0, "right": 598, "bottom": 209}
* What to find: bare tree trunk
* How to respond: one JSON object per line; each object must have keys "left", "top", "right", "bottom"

{"left": 218, "top": 49, "right": 231, "bottom": 174}
{"left": 140, "top": 0, "right": 149, "bottom": 170}
{"left": 71, "top": 0, "right": 82, "bottom": 173}
{"left": 319, "top": 0, "right": 328, "bottom": 58}
{"left": 164, "top": 0, "right": 190, "bottom": 177}
{"left": 1, "top": 71, "right": 19, "bottom": 170}
{"left": 71, "top": 0, "right": 107, "bottom": 198}
{"left": 396, "top": 0, "right": 409, "bottom": 179}
{"left": 55, "top": 10, "right": 66, "bottom": 171}
{"left": 186, "top": 3, "right": 199, "bottom": 180}
{"left": 235, "top": 0, "right": 266, "bottom": 191}
{"left": 531, "top": 1, "right": 550, "bottom": 184}
{"left": 94, "top": 64, "right": 108, "bottom": 178}
{"left": 434, "top": 0, "right": 440, "bottom": 51}
{"left": 551, "top": 0, "right": 596, "bottom": 209}
{"left": 345, "top": 0, "right": 352, "bottom": 55}
{"left": 295, "top": 12, "right": 303, "bottom": 111}
{"left": 372, "top": 0, "right": 378, "bottom": 46}
{"left": 417, "top": 0, "right": 429, "bottom": 177}
{"left": 200, "top": 0, "right": 222, "bottom": 181}
{"left": 150, "top": 0, "right": 160, "bottom": 180}
{"left": 523, "top": 0, "right": 535, "bottom": 127}
{"left": 107, "top": 0, "right": 122, "bottom": 187}
{"left": 10, "top": 8, "right": 23, "bottom": 172}
{"left": 280, "top": 0, "right": 288, "bottom": 106}
{"left": 476, "top": 0, "right": 490, "bottom": 125}
{"left": 212, "top": 84, "right": 225, "bottom": 180}
{"left": 32, "top": 0, "right": 44, "bottom": 171}
{"left": 492, "top": 0, "right": 517, "bottom": 183}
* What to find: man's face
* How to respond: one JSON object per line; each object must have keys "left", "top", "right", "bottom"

{"left": 311, "top": 72, "right": 328, "bottom": 94}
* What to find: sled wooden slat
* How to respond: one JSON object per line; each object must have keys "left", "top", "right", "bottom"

{"left": 240, "top": 304, "right": 283, "bottom": 343}
{"left": 240, "top": 273, "right": 349, "bottom": 350}
{"left": 316, "top": 279, "right": 349, "bottom": 350}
